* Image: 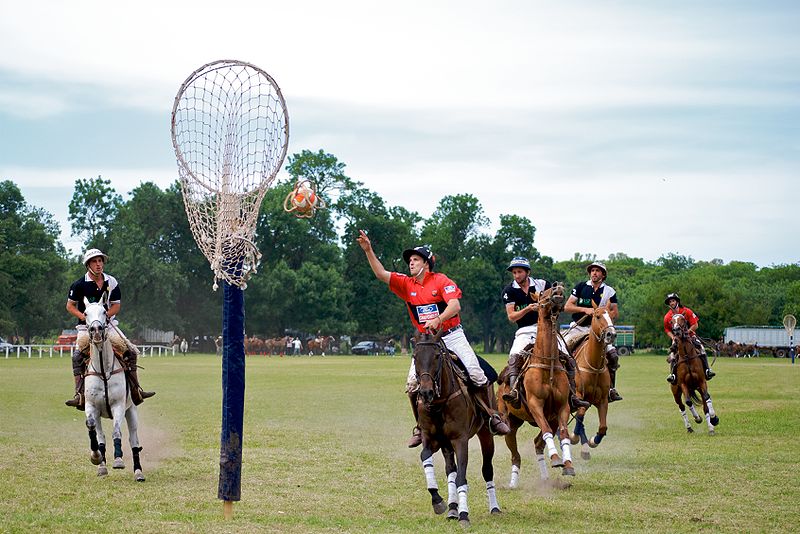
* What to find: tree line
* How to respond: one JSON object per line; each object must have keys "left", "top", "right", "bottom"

{"left": 2, "top": 149, "right": 799, "bottom": 350}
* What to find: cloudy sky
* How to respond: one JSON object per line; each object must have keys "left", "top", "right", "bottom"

{"left": 1, "top": 1, "right": 798, "bottom": 267}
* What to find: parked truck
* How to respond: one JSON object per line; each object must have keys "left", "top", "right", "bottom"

{"left": 723, "top": 326, "right": 796, "bottom": 357}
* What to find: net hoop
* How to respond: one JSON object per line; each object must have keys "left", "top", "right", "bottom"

{"left": 784, "top": 314, "right": 796, "bottom": 335}
{"left": 171, "top": 59, "right": 289, "bottom": 288}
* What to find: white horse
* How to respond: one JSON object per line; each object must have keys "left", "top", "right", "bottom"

{"left": 83, "top": 297, "right": 145, "bottom": 481}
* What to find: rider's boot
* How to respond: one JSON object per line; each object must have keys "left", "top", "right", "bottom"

{"left": 562, "top": 353, "right": 591, "bottom": 410}
{"left": 476, "top": 383, "right": 510, "bottom": 435}
{"left": 698, "top": 345, "right": 715, "bottom": 380}
{"left": 502, "top": 374, "right": 521, "bottom": 408}
{"left": 124, "top": 350, "right": 155, "bottom": 406}
{"left": 65, "top": 374, "right": 85, "bottom": 410}
{"left": 407, "top": 389, "right": 422, "bottom": 448}
{"left": 606, "top": 348, "right": 623, "bottom": 402}
{"left": 666, "top": 353, "right": 677, "bottom": 384}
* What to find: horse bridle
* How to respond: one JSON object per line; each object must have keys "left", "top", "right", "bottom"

{"left": 415, "top": 339, "right": 446, "bottom": 400}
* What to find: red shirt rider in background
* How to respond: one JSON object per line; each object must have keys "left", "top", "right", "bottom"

{"left": 663, "top": 293, "right": 716, "bottom": 383}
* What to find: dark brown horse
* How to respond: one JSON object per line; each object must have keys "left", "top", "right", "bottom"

{"left": 670, "top": 314, "right": 719, "bottom": 434}
{"left": 497, "top": 282, "right": 575, "bottom": 488}
{"left": 570, "top": 303, "right": 614, "bottom": 459}
{"left": 414, "top": 332, "right": 500, "bottom": 528}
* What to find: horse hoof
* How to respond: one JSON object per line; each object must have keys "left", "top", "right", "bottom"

{"left": 687, "top": 427, "right": 694, "bottom": 433}
{"left": 432, "top": 501, "right": 446, "bottom": 515}
{"left": 134, "top": 470, "right": 145, "bottom": 482}
{"left": 694, "top": 416, "right": 702, "bottom": 424}
{"left": 113, "top": 458, "right": 125, "bottom": 469}
{"left": 459, "top": 512, "right": 470, "bottom": 528}
{"left": 447, "top": 509, "right": 458, "bottom": 520}
{"left": 710, "top": 416, "right": 719, "bottom": 426}
{"left": 97, "top": 466, "right": 108, "bottom": 477}
{"left": 90, "top": 452, "right": 101, "bottom": 466}
{"left": 708, "top": 429, "right": 715, "bottom": 436}
{"left": 509, "top": 480, "right": 518, "bottom": 489}
{"left": 551, "top": 458, "right": 564, "bottom": 468}
{"left": 562, "top": 466, "right": 576, "bottom": 476}
{"left": 490, "top": 507, "right": 502, "bottom": 515}
{"left": 581, "top": 451, "right": 591, "bottom": 460}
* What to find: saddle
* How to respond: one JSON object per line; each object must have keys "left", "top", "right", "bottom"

{"left": 446, "top": 349, "right": 498, "bottom": 387}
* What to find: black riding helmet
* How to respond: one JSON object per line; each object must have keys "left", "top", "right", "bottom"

{"left": 402, "top": 246, "right": 435, "bottom": 272}
{"left": 665, "top": 292, "right": 681, "bottom": 306}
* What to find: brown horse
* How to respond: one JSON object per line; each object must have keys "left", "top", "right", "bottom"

{"left": 670, "top": 314, "right": 719, "bottom": 434}
{"left": 497, "top": 282, "right": 575, "bottom": 488}
{"left": 307, "top": 335, "right": 335, "bottom": 355}
{"left": 569, "top": 303, "right": 615, "bottom": 459}
{"left": 414, "top": 332, "right": 500, "bottom": 528}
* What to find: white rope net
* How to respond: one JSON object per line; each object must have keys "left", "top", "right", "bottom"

{"left": 171, "top": 60, "right": 289, "bottom": 289}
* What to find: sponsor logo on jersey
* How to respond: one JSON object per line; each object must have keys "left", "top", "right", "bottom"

{"left": 416, "top": 304, "right": 440, "bottom": 322}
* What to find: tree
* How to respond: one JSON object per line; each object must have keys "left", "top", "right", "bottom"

{"left": 0, "top": 181, "right": 69, "bottom": 342}
{"left": 68, "top": 176, "right": 122, "bottom": 248}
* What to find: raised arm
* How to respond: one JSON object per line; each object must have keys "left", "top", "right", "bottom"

{"left": 356, "top": 229, "right": 391, "bottom": 285}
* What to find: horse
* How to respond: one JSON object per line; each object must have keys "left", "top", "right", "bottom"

{"left": 414, "top": 331, "right": 500, "bottom": 528}
{"left": 82, "top": 297, "right": 144, "bottom": 481}
{"left": 307, "top": 335, "right": 335, "bottom": 356}
{"left": 497, "top": 283, "right": 575, "bottom": 488}
{"left": 670, "top": 313, "right": 719, "bottom": 434}
{"left": 569, "top": 303, "right": 615, "bottom": 459}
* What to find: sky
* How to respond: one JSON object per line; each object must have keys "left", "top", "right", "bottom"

{"left": 1, "top": 1, "right": 798, "bottom": 267}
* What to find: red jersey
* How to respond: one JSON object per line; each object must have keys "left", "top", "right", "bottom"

{"left": 389, "top": 271, "right": 462, "bottom": 333}
{"left": 664, "top": 306, "right": 699, "bottom": 335}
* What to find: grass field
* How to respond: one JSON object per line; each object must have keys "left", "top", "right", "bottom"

{"left": 1, "top": 352, "right": 798, "bottom": 533}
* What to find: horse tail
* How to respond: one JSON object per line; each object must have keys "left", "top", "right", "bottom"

{"left": 688, "top": 388, "right": 702, "bottom": 406}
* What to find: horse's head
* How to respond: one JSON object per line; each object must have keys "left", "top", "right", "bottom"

{"left": 538, "top": 282, "right": 566, "bottom": 320}
{"left": 671, "top": 313, "right": 689, "bottom": 338}
{"left": 413, "top": 331, "right": 446, "bottom": 405}
{"left": 83, "top": 297, "right": 109, "bottom": 345}
{"left": 591, "top": 304, "right": 617, "bottom": 345}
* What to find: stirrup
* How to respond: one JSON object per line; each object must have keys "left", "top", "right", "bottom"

{"left": 140, "top": 390, "right": 156, "bottom": 399}
{"left": 570, "top": 394, "right": 590, "bottom": 410}
{"left": 608, "top": 388, "right": 623, "bottom": 402}
{"left": 705, "top": 369, "right": 715, "bottom": 379}
{"left": 407, "top": 427, "right": 422, "bottom": 448}
{"left": 489, "top": 414, "right": 510, "bottom": 436}
{"left": 666, "top": 374, "right": 676, "bottom": 384}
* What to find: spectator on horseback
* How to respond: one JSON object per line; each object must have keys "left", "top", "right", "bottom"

{"left": 563, "top": 262, "right": 624, "bottom": 402}
{"left": 64, "top": 249, "right": 155, "bottom": 410}
{"left": 663, "top": 293, "right": 716, "bottom": 383}
{"left": 357, "top": 230, "right": 510, "bottom": 448}
{"left": 500, "top": 256, "right": 590, "bottom": 410}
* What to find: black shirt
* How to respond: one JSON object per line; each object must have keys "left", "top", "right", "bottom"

{"left": 501, "top": 277, "right": 550, "bottom": 328}
{"left": 570, "top": 280, "right": 617, "bottom": 323}
{"left": 67, "top": 273, "right": 121, "bottom": 325}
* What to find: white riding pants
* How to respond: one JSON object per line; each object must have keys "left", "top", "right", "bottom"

{"left": 563, "top": 323, "right": 614, "bottom": 354}
{"left": 407, "top": 328, "right": 488, "bottom": 389}
{"left": 76, "top": 324, "right": 131, "bottom": 356}
{"left": 510, "top": 324, "right": 538, "bottom": 356}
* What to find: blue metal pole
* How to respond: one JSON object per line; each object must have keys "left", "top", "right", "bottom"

{"left": 219, "top": 280, "right": 245, "bottom": 502}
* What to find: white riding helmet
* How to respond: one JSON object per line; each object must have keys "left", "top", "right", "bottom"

{"left": 586, "top": 261, "right": 607, "bottom": 279}
{"left": 82, "top": 248, "right": 109, "bottom": 267}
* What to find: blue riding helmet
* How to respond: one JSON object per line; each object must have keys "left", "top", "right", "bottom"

{"left": 506, "top": 256, "right": 531, "bottom": 272}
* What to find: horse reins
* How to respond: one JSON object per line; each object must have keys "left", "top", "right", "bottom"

{"left": 85, "top": 321, "right": 124, "bottom": 417}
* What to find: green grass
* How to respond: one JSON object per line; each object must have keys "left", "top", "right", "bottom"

{"left": 1, "top": 352, "right": 798, "bottom": 533}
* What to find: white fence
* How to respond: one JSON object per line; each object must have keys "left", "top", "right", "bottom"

{"left": 2, "top": 345, "right": 177, "bottom": 359}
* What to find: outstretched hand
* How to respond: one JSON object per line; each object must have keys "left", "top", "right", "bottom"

{"left": 356, "top": 229, "right": 372, "bottom": 252}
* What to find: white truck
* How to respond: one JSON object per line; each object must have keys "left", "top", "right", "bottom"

{"left": 723, "top": 326, "right": 796, "bottom": 357}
